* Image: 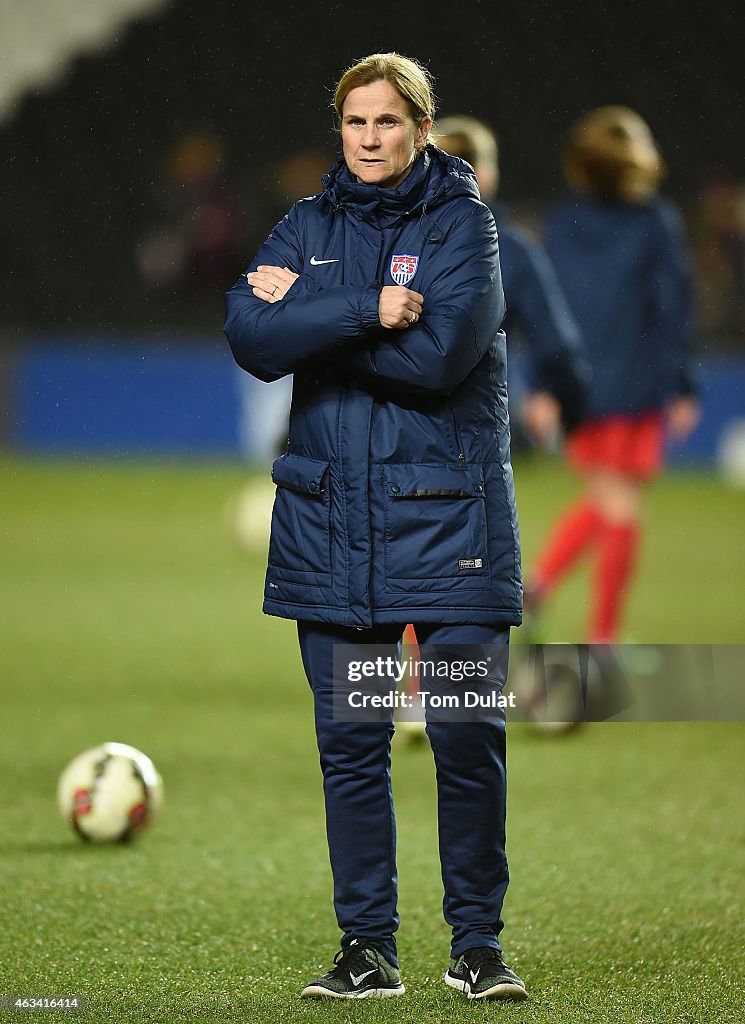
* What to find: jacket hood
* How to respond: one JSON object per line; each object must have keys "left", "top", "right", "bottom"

{"left": 321, "top": 145, "right": 480, "bottom": 230}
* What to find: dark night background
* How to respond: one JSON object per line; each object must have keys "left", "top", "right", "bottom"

{"left": 1, "top": 0, "right": 743, "bottom": 335}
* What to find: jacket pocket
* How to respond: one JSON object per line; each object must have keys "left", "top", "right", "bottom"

{"left": 268, "top": 454, "right": 332, "bottom": 584}
{"left": 382, "top": 463, "right": 489, "bottom": 592}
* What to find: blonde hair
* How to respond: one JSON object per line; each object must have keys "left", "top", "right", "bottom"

{"left": 333, "top": 53, "right": 436, "bottom": 147}
{"left": 435, "top": 116, "right": 498, "bottom": 170}
{"left": 434, "top": 115, "right": 499, "bottom": 194}
{"left": 564, "top": 106, "right": 665, "bottom": 203}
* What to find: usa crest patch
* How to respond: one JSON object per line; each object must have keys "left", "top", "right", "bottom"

{"left": 390, "top": 253, "right": 419, "bottom": 286}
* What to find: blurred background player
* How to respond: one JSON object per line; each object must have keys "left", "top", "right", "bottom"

{"left": 435, "top": 115, "right": 590, "bottom": 447}
{"left": 396, "top": 117, "right": 590, "bottom": 740}
{"left": 524, "top": 107, "right": 701, "bottom": 644}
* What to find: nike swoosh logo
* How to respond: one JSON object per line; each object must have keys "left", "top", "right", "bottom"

{"left": 349, "top": 968, "right": 376, "bottom": 986}
{"left": 469, "top": 969, "right": 480, "bottom": 984}
{"left": 310, "top": 256, "right": 340, "bottom": 265}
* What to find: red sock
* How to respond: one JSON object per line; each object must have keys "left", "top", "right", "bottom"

{"left": 402, "top": 624, "right": 420, "bottom": 696}
{"left": 591, "top": 520, "right": 640, "bottom": 643}
{"left": 532, "top": 500, "right": 602, "bottom": 594}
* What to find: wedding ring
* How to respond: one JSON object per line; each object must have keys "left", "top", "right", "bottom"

{"left": 272, "top": 285, "right": 279, "bottom": 296}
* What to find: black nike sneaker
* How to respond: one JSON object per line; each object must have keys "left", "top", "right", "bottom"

{"left": 444, "top": 946, "right": 528, "bottom": 1001}
{"left": 300, "top": 939, "right": 405, "bottom": 999}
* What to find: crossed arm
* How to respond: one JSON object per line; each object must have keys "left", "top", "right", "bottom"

{"left": 248, "top": 265, "right": 423, "bottom": 330}
{"left": 225, "top": 201, "right": 503, "bottom": 396}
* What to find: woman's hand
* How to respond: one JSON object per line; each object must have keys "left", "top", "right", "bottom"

{"left": 246, "top": 265, "right": 299, "bottom": 303}
{"left": 379, "top": 285, "right": 424, "bottom": 329}
{"left": 522, "top": 391, "right": 561, "bottom": 449}
{"left": 666, "top": 396, "right": 701, "bottom": 443}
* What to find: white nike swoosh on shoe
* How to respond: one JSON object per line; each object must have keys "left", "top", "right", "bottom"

{"left": 349, "top": 969, "right": 377, "bottom": 986}
{"left": 470, "top": 969, "right": 480, "bottom": 984}
{"left": 310, "top": 256, "right": 340, "bottom": 265}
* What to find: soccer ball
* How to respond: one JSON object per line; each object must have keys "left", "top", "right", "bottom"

{"left": 57, "top": 742, "right": 164, "bottom": 843}
{"left": 718, "top": 418, "right": 745, "bottom": 489}
{"left": 225, "top": 479, "right": 276, "bottom": 553}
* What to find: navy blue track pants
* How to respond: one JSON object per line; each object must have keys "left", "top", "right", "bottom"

{"left": 297, "top": 621, "right": 510, "bottom": 966}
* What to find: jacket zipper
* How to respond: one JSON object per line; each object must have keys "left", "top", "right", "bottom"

{"left": 375, "top": 229, "right": 386, "bottom": 285}
{"left": 449, "top": 405, "right": 466, "bottom": 467}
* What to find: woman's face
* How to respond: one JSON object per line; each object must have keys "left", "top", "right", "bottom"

{"left": 341, "top": 79, "right": 430, "bottom": 190}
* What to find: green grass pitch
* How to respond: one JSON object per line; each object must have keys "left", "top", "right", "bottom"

{"left": 1, "top": 456, "right": 743, "bottom": 1023}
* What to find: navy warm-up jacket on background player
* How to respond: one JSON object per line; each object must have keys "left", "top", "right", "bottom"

{"left": 545, "top": 195, "right": 696, "bottom": 418}
{"left": 491, "top": 204, "right": 589, "bottom": 429}
{"left": 225, "top": 146, "right": 522, "bottom": 628}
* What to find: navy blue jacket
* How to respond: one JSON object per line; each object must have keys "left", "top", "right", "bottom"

{"left": 545, "top": 195, "right": 696, "bottom": 419}
{"left": 492, "top": 205, "right": 589, "bottom": 428}
{"left": 225, "top": 146, "right": 522, "bottom": 627}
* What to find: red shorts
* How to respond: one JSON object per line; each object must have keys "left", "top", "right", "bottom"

{"left": 566, "top": 412, "right": 665, "bottom": 480}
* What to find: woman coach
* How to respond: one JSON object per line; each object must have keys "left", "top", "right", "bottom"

{"left": 225, "top": 53, "right": 527, "bottom": 1002}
